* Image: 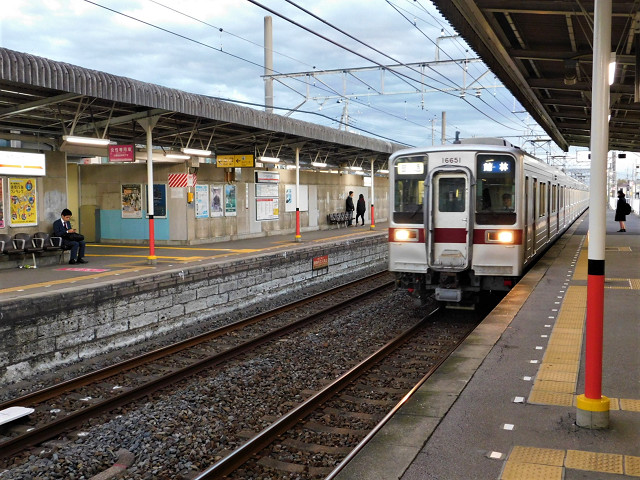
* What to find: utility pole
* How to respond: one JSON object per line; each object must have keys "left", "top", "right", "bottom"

{"left": 264, "top": 16, "right": 274, "bottom": 114}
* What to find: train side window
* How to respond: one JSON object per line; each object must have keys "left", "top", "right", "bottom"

{"left": 539, "top": 182, "right": 547, "bottom": 217}
{"left": 533, "top": 179, "right": 538, "bottom": 219}
{"left": 552, "top": 184, "right": 557, "bottom": 213}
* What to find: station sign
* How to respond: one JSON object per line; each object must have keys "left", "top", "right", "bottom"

{"left": 109, "top": 144, "right": 134, "bottom": 162}
{"left": 0, "top": 151, "right": 46, "bottom": 176}
{"left": 217, "top": 154, "right": 254, "bottom": 168}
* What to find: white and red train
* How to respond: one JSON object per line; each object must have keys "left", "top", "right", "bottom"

{"left": 388, "top": 138, "right": 588, "bottom": 305}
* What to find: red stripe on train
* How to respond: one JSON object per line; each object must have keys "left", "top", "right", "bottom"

{"left": 433, "top": 228, "right": 524, "bottom": 244}
{"left": 433, "top": 228, "right": 467, "bottom": 243}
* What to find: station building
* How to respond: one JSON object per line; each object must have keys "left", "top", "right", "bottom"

{"left": 0, "top": 48, "right": 402, "bottom": 245}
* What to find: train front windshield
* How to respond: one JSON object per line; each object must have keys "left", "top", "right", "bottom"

{"left": 476, "top": 154, "right": 516, "bottom": 225}
{"left": 393, "top": 155, "right": 427, "bottom": 224}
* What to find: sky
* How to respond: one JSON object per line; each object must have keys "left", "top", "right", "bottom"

{"left": 0, "top": 0, "right": 638, "bottom": 175}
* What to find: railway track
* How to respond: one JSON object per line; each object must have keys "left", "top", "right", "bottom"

{"left": 0, "top": 272, "right": 393, "bottom": 464}
{"left": 194, "top": 306, "right": 480, "bottom": 479}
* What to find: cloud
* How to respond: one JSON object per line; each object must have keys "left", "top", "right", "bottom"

{"left": 0, "top": 0, "right": 548, "bottom": 150}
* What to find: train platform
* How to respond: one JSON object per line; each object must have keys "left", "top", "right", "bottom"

{"left": 0, "top": 223, "right": 387, "bottom": 303}
{"left": 335, "top": 210, "right": 640, "bottom": 480}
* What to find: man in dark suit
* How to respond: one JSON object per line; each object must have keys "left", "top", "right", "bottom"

{"left": 53, "top": 208, "right": 87, "bottom": 264}
{"left": 345, "top": 191, "right": 355, "bottom": 226}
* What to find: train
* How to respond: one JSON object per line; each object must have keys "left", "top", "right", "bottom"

{"left": 388, "top": 138, "right": 588, "bottom": 306}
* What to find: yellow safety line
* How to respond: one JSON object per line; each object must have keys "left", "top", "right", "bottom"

{"left": 87, "top": 244, "right": 259, "bottom": 253}
{"left": 0, "top": 267, "right": 151, "bottom": 294}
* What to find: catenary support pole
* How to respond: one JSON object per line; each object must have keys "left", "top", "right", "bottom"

{"left": 577, "top": 0, "right": 610, "bottom": 429}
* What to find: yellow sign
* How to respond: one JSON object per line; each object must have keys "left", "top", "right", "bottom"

{"left": 217, "top": 155, "right": 254, "bottom": 168}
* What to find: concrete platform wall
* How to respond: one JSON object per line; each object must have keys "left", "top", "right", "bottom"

{"left": 0, "top": 235, "right": 388, "bottom": 385}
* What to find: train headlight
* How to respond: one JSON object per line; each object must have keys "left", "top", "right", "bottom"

{"left": 392, "top": 228, "right": 419, "bottom": 242}
{"left": 487, "top": 230, "right": 514, "bottom": 244}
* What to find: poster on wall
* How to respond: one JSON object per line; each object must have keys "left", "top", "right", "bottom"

{"left": 144, "top": 184, "right": 167, "bottom": 218}
{"left": 0, "top": 178, "right": 4, "bottom": 228}
{"left": 195, "top": 184, "right": 209, "bottom": 218}
{"left": 121, "top": 183, "right": 142, "bottom": 218}
{"left": 9, "top": 177, "right": 37, "bottom": 226}
{"left": 210, "top": 184, "right": 224, "bottom": 217}
{"left": 284, "top": 184, "right": 309, "bottom": 212}
{"left": 225, "top": 184, "right": 237, "bottom": 216}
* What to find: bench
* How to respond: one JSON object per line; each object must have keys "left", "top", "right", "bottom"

{"left": 0, "top": 233, "right": 67, "bottom": 269}
{"left": 327, "top": 212, "right": 353, "bottom": 228}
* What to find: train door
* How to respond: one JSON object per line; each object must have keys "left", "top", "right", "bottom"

{"left": 427, "top": 169, "right": 472, "bottom": 271}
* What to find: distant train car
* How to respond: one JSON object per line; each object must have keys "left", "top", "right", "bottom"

{"left": 388, "top": 138, "right": 588, "bottom": 305}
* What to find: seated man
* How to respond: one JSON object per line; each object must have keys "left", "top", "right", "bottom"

{"left": 53, "top": 208, "right": 87, "bottom": 264}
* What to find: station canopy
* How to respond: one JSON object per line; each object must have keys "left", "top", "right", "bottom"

{"left": 432, "top": 0, "right": 640, "bottom": 152}
{"left": 0, "top": 48, "right": 402, "bottom": 171}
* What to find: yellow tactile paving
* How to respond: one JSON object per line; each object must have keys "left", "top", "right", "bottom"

{"left": 533, "top": 380, "right": 575, "bottom": 394}
{"left": 500, "top": 461, "right": 563, "bottom": 480}
{"left": 529, "top": 285, "right": 585, "bottom": 404}
{"left": 565, "top": 450, "right": 624, "bottom": 474}
{"left": 626, "top": 456, "right": 640, "bottom": 477}
{"left": 503, "top": 448, "right": 640, "bottom": 478}
{"left": 573, "top": 249, "right": 588, "bottom": 280}
{"left": 620, "top": 398, "right": 640, "bottom": 412}
{"left": 528, "top": 390, "right": 574, "bottom": 407}
{"left": 507, "top": 446, "right": 565, "bottom": 466}
{"left": 535, "top": 368, "right": 577, "bottom": 383}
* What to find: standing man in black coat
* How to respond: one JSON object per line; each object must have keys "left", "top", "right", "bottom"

{"left": 53, "top": 208, "right": 88, "bottom": 264}
{"left": 345, "top": 191, "right": 355, "bottom": 226}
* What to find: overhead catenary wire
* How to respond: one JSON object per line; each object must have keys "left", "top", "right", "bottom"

{"left": 85, "top": 0, "right": 431, "bottom": 141}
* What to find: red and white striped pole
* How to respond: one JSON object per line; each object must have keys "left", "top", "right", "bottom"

{"left": 576, "top": 0, "right": 610, "bottom": 429}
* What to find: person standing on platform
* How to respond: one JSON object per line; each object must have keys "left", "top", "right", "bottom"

{"left": 346, "top": 191, "right": 355, "bottom": 226}
{"left": 53, "top": 208, "right": 88, "bottom": 264}
{"left": 615, "top": 189, "right": 627, "bottom": 232}
{"left": 356, "top": 193, "right": 366, "bottom": 226}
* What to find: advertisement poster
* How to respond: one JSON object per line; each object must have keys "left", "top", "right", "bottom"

{"left": 195, "top": 184, "right": 209, "bottom": 218}
{"left": 284, "top": 184, "right": 309, "bottom": 212}
{"left": 0, "top": 178, "right": 4, "bottom": 228}
{"left": 121, "top": 183, "right": 142, "bottom": 218}
{"left": 9, "top": 177, "right": 37, "bottom": 226}
{"left": 210, "top": 184, "right": 223, "bottom": 217}
{"left": 225, "top": 184, "right": 237, "bottom": 216}
{"left": 144, "top": 184, "right": 167, "bottom": 218}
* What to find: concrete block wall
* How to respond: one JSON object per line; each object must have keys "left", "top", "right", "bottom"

{"left": 0, "top": 235, "right": 388, "bottom": 385}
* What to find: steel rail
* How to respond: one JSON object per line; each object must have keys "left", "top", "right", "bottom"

{"left": 0, "top": 277, "right": 393, "bottom": 460}
{"left": 0, "top": 272, "right": 390, "bottom": 410}
{"left": 324, "top": 311, "right": 476, "bottom": 479}
{"left": 193, "top": 306, "right": 441, "bottom": 480}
